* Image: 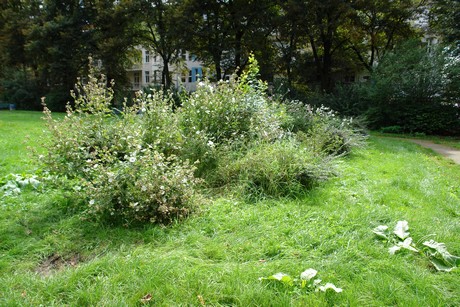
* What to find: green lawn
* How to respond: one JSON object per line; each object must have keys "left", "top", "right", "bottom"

{"left": 1, "top": 111, "right": 459, "bottom": 306}
{"left": 372, "top": 131, "right": 460, "bottom": 150}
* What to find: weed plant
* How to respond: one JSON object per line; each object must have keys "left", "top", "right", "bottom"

{"left": 40, "top": 56, "right": 365, "bottom": 224}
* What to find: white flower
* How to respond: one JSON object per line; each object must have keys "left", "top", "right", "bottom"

{"left": 300, "top": 268, "right": 317, "bottom": 281}
{"left": 89, "top": 199, "right": 95, "bottom": 205}
{"left": 129, "top": 156, "right": 136, "bottom": 163}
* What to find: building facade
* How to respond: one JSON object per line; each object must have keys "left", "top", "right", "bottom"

{"left": 126, "top": 47, "right": 204, "bottom": 92}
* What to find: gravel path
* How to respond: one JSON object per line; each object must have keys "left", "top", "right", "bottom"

{"left": 402, "top": 139, "right": 460, "bottom": 165}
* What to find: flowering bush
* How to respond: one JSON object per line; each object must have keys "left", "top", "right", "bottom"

{"left": 83, "top": 149, "right": 200, "bottom": 225}
{"left": 177, "top": 55, "right": 288, "bottom": 176}
{"left": 137, "top": 90, "right": 183, "bottom": 156}
{"left": 42, "top": 57, "right": 364, "bottom": 225}
{"left": 42, "top": 62, "right": 200, "bottom": 225}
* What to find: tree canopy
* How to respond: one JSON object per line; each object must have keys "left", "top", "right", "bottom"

{"left": 0, "top": 0, "right": 455, "bottom": 109}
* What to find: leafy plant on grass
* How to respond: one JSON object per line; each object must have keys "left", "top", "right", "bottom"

{"left": 0, "top": 173, "right": 41, "bottom": 197}
{"left": 259, "top": 268, "right": 343, "bottom": 294}
{"left": 373, "top": 220, "right": 460, "bottom": 272}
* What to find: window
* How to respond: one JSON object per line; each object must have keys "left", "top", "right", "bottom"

{"left": 145, "top": 71, "right": 150, "bottom": 83}
{"left": 153, "top": 70, "right": 159, "bottom": 83}
{"left": 134, "top": 72, "right": 140, "bottom": 89}
{"left": 188, "top": 67, "right": 203, "bottom": 83}
{"left": 145, "top": 50, "right": 150, "bottom": 63}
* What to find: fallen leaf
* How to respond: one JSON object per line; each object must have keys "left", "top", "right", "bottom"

{"left": 197, "top": 294, "right": 205, "bottom": 306}
{"left": 140, "top": 293, "right": 152, "bottom": 304}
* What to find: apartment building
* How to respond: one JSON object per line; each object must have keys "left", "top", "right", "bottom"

{"left": 126, "top": 47, "right": 204, "bottom": 92}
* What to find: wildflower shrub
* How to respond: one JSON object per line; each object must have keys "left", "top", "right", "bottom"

{"left": 84, "top": 150, "right": 199, "bottom": 224}
{"left": 42, "top": 64, "right": 200, "bottom": 225}
{"left": 177, "top": 57, "right": 288, "bottom": 176}
{"left": 42, "top": 57, "right": 365, "bottom": 224}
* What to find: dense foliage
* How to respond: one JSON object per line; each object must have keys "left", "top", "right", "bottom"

{"left": 318, "top": 41, "right": 460, "bottom": 135}
{"left": 42, "top": 58, "right": 364, "bottom": 225}
{"left": 0, "top": 0, "right": 436, "bottom": 109}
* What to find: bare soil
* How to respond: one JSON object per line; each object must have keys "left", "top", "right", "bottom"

{"left": 36, "top": 253, "right": 80, "bottom": 277}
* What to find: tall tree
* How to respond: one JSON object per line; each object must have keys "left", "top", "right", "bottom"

{"left": 91, "top": 0, "right": 140, "bottom": 89}
{"left": 430, "top": 0, "right": 460, "bottom": 44}
{"left": 184, "top": 0, "right": 276, "bottom": 80}
{"left": 26, "top": 0, "right": 96, "bottom": 108}
{"left": 183, "top": 0, "right": 231, "bottom": 80}
{"left": 0, "top": 0, "right": 42, "bottom": 108}
{"left": 302, "top": 0, "right": 353, "bottom": 92}
{"left": 347, "top": 0, "right": 420, "bottom": 72}
{"left": 135, "top": 0, "right": 184, "bottom": 89}
{"left": 273, "top": 0, "right": 308, "bottom": 86}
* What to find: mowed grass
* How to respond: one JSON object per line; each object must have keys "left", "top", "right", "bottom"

{"left": 1, "top": 112, "right": 459, "bottom": 306}
{"left": 372, "top": 131, "right": 460, "bottom": 150}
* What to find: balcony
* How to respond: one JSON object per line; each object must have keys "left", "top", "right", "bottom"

{"left": 127, "top": 63, "right": 142, "bottom": 71}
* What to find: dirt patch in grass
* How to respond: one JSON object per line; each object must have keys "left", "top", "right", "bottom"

{"left": 36, "top": 253, "right": 80, "bottom": 277}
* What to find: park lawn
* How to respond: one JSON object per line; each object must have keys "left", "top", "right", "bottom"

{"left": 372, "top": 131, "right": 460, "bottom": 150}
{"left": 1, "top": 112, "right": 459, "bottom": 306}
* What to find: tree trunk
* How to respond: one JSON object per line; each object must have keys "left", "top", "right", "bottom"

{"left": 234, "top": 30, "right": 243, "bottom": 75}
{"left": 162, "top": 57, "right": 171, "bottom": 89}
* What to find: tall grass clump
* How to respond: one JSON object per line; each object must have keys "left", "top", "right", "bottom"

{"left": 285, "top": 101, "right": 366, "bottom": 155}
{"left": 42, "top": 56, "right": 365, "bottom": 225}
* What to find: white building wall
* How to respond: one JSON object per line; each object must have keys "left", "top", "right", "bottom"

{"left": 127, "top": 47, "right": 204, "bottom": 92}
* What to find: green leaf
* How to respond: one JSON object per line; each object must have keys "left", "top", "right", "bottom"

{"left": 429, "top": 258, "right": 457, "bottom": 272}
{"left": 300, "top": 268, "right": 317, "bottom": 281}
{"left": 389, "top": 245, "right": 401, "bottom": 255}
{"left": 423, "top": 240, "right": 460, "bottom": 271}
{"left": 259, "top": 273, "right": 294, "bottom": 286}
{"left": 389, "top": 237, "right": 418, "bottom": 255}
{"left": 399, "top": 237, "right": 418, "bottom": 252}
{"left": 317, "top": 283, "right": 343, "bottom": 293}
{"left": 373, "top": 225, "right": 390, "bottom": 240}
{"left": 393, "top": 220, "right": 410, "bottom": 240}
